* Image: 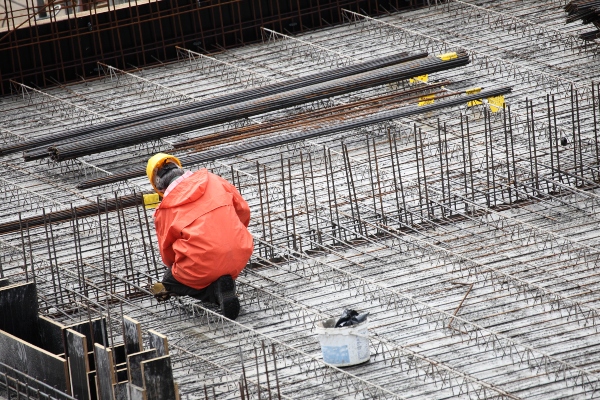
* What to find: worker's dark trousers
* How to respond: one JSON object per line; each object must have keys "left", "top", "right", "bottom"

{"left": 161, "top": 268, "right": 218, "bottom": 303}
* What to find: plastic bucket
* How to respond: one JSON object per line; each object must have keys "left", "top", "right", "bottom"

{"left": 315, "top": 317, "right": 370, "bottom": 367}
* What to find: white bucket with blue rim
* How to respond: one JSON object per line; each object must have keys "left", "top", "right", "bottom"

{"left": 315, "top": 317, "right": 370, "bottom": 367}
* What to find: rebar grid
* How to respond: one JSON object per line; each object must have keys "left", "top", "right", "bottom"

{"left": 464, "top": 0, "right": 586, "bottom": 36}
{"left": 3, "top": 2, "right": 600, "bottom": 398}
{"left": 175, "top": 47, "right": 275, "bottom": 89}
{"left": 7, "top": 118, "right": 600, "bottom": 393}
{"left": 405, "top": 1, "right": 600, "bottom": 62}
{"left": 96, "top": 62, "right": 195, "bottom": 107}
{"left": 3, "top": 110, "right": 600, "bottom": 396}
{"left": 3, "top": 166, "right": 596, "bottom": 396}
{"left": 0, "top": 361, "right": 76, "bottom": 400}
{"left": 2, "top": 243, "right": 410, "bottom": 399}
{"left": 341, "top": 10, "right": 591, "bottom": 96}
{"left": 7, "top": 80, "right": 113, "bottom": 129}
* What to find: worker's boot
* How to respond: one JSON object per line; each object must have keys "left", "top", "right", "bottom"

{"left": 214, "top": 275, "right": 240, "bottom": 320}
{"left": 150, "top": 282, "right": 172, "bottom": 302}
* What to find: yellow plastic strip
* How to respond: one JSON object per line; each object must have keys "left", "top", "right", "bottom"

{"left": 437, "top": 52, "right": 458, "bottom": 61}
{"left": 488, "top": 95, "right": 505, "bottom": 113}
{"left": 409, "top": 74, "right": 429, "bottom": 83}
{"left": 418, "top": 94, "right": 435, "bottom": 106}
{"left": 466, "top": 87, "right": 483, "bottom": 107}
{"left": 143, "top": 193, "right": 161, "bottom": 209}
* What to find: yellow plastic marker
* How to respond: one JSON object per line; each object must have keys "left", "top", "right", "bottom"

{"left": 418, "top": 94, "right": 435, "bottom": 106}
{"left": 437, "top": 52, "right": 458, "bottom": 61}
{"left": 465, "top": 87, "right": 482, "bottom": 94}
{"left": 143, "top": 193, "right": 161, "bottom": 209}
{"left": 488, "top": 95, "right": 505, "bottom": 113}
{"left": 466, "top": 87, "right": 483, "bottom": 107}
{"left": 409, "top": 74, "right": 429, "bottom": 84}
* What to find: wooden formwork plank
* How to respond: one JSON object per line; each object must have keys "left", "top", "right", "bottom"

{"left": 113, "top": 381, "right": 129, "bottom": 400}
{"left": 174, "top": 383, "right": 181, "bottom": 400}
{"left": 127, "top": 349, "right": 156, "bottom": 387}
{"left": 94, "top": 344, "right": 116, "bottom": 400}
{"left": 0, "top": 282, "right": 40, "bottom": 346}
{"left": 123, "top": 316, "right": 143, "bottom": 356}
{"left": 147, "top": 330, "right": 169, "bottom": 356}
{"left": 38, "top": 315, "right": 66, "bottom": 355}
{"left": 88, "top": 371, "right": 98, "bottom": 400}
{"left": 0, "top": 329, "right": 70, "bottom": 394}
{"left": 129, "top": 383, "right": 147, "bottom": 400}
{"left": 65, "top": 317, "right": 109, "bottom": 351}
{"left": 141, "top": 355, "right": 177, "bottom": 400}
{"left": 66, "top": 328, "right": 91, "bottom": 400}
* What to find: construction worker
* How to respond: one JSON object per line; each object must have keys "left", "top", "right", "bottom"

{"left": 147, "top": 153, "right": 253, "bottom": 320}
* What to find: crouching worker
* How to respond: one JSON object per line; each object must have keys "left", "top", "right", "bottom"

{"left": 147, "top": 153, "right": 253, "bottom": 320}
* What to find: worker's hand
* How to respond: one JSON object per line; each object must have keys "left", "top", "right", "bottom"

{"left": 154, "top": 292, "right": 172, "bottom": 302}
{"left": 150, "top": 282, "right": 172, "bottom": 302}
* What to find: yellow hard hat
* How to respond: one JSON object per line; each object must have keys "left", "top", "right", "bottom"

{"left": 146, "top": 153, "right": 182, "bottom": 195}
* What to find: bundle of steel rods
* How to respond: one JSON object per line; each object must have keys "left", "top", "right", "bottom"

{"left": 76, "top": 85, "right": 511, "bottom": 190}
{"left": 0, "top": 51, "right": 424, "bottom": 158}
{"left": 42, "top": 52, "right": 470, "bottom": 162}
{"left": 0, "top": 194, "right": 143, "bottom": 235}
{"left": 172, "top": 81, "right": 450, "bottom": 152}
{"left": 565, "top": 1, "right": 600, "bottom": 40}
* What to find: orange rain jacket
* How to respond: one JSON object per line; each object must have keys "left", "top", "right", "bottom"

{"left": 154, "top": 169, "right": 253, "bottom": 289}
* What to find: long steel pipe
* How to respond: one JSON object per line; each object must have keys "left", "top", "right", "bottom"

{"left": 1, "top": 51, "right": 425, "bottom": 157}
{"left": 76, "top": 85, "right": 510, "bottom": 190}
{"left": 47, "top": 53, "right": 470, "bottom": 162}
{"left": 2, "top": 86, "right": 511, "bottom": 234}
{"left": 0, "top": 194, "right": 144, "bottom": 235}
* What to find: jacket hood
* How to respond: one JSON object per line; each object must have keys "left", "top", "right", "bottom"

{"left": 159, "top": 169, "right": 208, "bottom": 209}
